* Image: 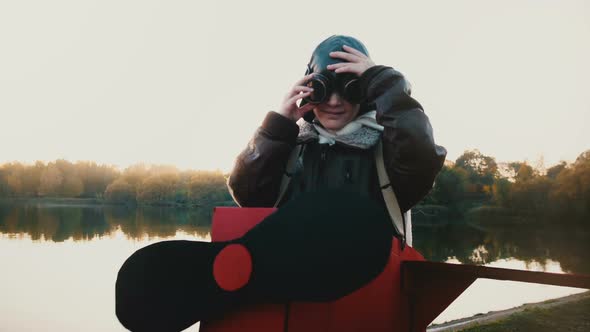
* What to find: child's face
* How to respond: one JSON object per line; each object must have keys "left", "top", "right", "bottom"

{"left": 312, "top": 92, "right": 360, "bottom": 132}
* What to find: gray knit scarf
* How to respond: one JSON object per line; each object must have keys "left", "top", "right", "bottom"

{"left": 296, "top": 111, "right": 383, "bottom": 149}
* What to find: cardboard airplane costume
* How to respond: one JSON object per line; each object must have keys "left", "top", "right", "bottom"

{"left": 116, "top": 191, "right": 590, "bottom": 332}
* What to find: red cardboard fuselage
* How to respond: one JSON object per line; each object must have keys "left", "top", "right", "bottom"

{"left": 201, "top": 207, "right": 426, "bottom": 332}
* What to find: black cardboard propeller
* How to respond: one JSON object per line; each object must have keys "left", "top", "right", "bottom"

{"left": 115, "top": 191, "right": 393, "bottom": 332}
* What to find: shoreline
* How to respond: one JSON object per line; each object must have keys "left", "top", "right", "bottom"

{"left": 427, "top": 290, "right": 590, "bottom": 331}
{"left": 0, "top": 197, "right": 235, "bottom": 208}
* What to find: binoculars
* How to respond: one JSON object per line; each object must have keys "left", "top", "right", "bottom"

{"left": 303, "top": 71, "right": 363, "bottom": 104}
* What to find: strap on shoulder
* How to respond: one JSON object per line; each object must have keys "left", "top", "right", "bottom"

{"left": 374, "top": 139, "right": 410, "bottom": 245}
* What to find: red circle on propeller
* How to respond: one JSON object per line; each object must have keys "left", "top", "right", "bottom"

{"left": 213, "top": 244, "right": 252, "bottom": 291}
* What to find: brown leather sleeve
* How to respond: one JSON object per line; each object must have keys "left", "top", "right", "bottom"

{"left": 360, "top": 66, "right": 447, "bottom": 212}
{"left": 227, "top": 111, "right": 300, "bottom": 207}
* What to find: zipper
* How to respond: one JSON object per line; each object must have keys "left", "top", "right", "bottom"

{"left": 318, "top": 145, "right": 328, "bottom": 179}
{"left": 344, "top": 160, "right": 353, "bottom": 184}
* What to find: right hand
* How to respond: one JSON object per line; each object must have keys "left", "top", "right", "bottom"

{"left": 277, "top": 74, "right": 315, "bottom": 122}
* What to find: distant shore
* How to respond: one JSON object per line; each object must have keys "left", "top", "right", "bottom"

{"left": 0, "top": 196, "right": 107, "bottom": 206}
{"left": 0, "top": 197, "right": 235, "bottom": 208}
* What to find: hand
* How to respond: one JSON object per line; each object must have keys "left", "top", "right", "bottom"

{"left": 277, "top": 74, "right": 316, "bottom": 122}
{"left": 327, "top": 45, "right": 375, "bottom": 77}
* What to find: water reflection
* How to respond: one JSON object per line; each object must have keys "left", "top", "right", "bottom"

{"left": 0, "top": 202, "right": 212, "bottom": 241}
{"left": 0, "top": 202, "right": 588, "bottom": 274}
{"left": 412, "top": 218, "right": 590, "bottom": 275}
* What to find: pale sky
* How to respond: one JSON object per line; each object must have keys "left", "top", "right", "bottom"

{"left": 1, "top": 0, "right": 589, "bottom": 172}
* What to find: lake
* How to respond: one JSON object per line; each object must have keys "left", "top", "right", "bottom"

{"left": 0, "top": 201, "right": 588, "bottom": 331}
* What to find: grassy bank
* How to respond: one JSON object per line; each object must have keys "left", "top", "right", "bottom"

{"left": 433, "top": 291, "right": 590, "bottom": 331}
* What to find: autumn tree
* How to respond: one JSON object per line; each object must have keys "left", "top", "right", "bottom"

{"left": 188, "top": 171, "right": 230, "bottom": 205}
{"left": 120, "top": 164, "right": 149, "bottom": 190}
{"left": 22, "top": 161, "right": 45, "bottom": 196}
{"left": 76, "top": 161, "right": 119, "bottom": 198}
{"left": 455, "top": 150, "right": 498, "bottom": 195}
{"left": 551, "top": 150, "right": 590, "bottom": 222}
{"left": 492, "top": 178, "right": 512, "bottom": 206}
{"left": 0, "top": 168, "right": 8, "bottom": 196}
{"left": 105, "top": 179, "right": 136, "bottom": 203}
{"left": 0, "top": 162, "right": 41, "bottom": 196}
{"left": 546, "top": 161, "right": 567, "bottom": 180}
{"left": 39, "top": 163, "right": 64, "bottom": 196}
{"left": 426, "top": 165, "right": 468, "bottom": 212}
{"left": 509, "top": 162, "right": 536, "bottom": 183}
{"left": 2, "top": 163, "right": 24, "bottom": 196}
{"left": 136, "top": 168, "right": 181, "bottom": 205}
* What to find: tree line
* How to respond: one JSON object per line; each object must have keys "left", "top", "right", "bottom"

{"left": 422, "top": 149, "right": 590, "bottom": 223}
{"left": 0, "top": 149, "right": 589, "bottom": 221}
{"left": 0, "top": 161, "right": 231, "bottom": 207}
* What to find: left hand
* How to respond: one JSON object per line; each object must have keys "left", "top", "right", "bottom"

{"left": 327, "top": 45, "right": 376, "bottom": 77}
